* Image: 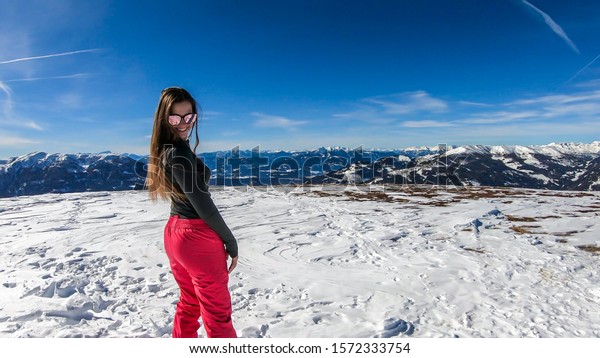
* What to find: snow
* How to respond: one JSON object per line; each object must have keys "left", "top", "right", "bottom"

{"left": 402, "top": 146, "right": 439, "bottom": 152}
{"left": 514, "top": 146, "right": 544, "bottom": 167}
{"left": 490, "top": 146, "right": 511, "bottom": 156}
{"left": 541, "top": 142, "right": 600, "bottom": 156}
{"left": 445, "top": 147, "right": 470, "bottom": 156}
{"left": 445, "top": 142, "right": 600, "bottom": 164}
{"left": 1, "top": 186, "right": 599, "bottom": 338}
{"left": 445, "top": 145, "right": 498, "bottom": 157}
{"left": 528, "top": 173, "right": 551, "bottom": 184}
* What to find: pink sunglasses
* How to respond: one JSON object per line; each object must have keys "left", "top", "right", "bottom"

{"left": 168, "top": 113, "right": 197, "bottom": 126}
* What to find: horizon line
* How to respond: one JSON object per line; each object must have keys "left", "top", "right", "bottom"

{"left": 2, "top": 140, "right": 599, "bottom": 160}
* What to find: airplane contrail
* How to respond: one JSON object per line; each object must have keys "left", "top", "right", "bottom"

{"left": 562, "top": 52, "right": 600, "bottom": 87}
{"left": 0, "top": 80, "right": 15, "bottom": 119}
{"left": 0, "top": 81, "right": 44, "bottom": 131}
{"left": 4, "top": 73, "right": 91, "bottom": 82}
{"left": 0, "top": 49, "right": 103, "bottom": 65}
{"left": 0, "top": 81, "right": 12, "bottom": 95}
{"left": 521, "top": 0, "right": 579, "bottom": 54}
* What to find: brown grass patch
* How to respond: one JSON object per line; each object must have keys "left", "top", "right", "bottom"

{"left": 455, "top": 190, "right": 504, "bottom": 200}
{"left": 402, "top": 188, "right": 442, "bottom": 198}
{"left": 555, "top": 239, "right": 568, "bottom": 243}
{"left": 462, "top": 247, "right": 486, "bottom": 254}
{"left": 453, "top": 187, "right": 532, "bottom": 201}
{"left": 411, "top": 192, "right": 440, "bottom": 199}
{"left": 506, "top": 215, "right": 537, "bottom": 222}
{"left": 307, "top": 191, "right": 340, "bottom": 198}
{"left": 577, "top": 245, "right": 600, "bottom": 254}
{"left": 552, "top": 231, "right": 579, "bottom": 237}
{"left": 417, "top": 200, "right": 456, "bottom": 207}
{"left": 344, "top": 191, "right": 394, "bottom": 202}
{"left": 385, "top": 196, "right": 411, "bottom": 203}
{"left": 537, "top": 191, "right": 595, "bottom": 198}
{"left": 511, "top": 225, "right": 541, "bottom": 234}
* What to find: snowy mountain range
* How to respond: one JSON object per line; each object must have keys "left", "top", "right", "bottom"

{"left": 1, "top": 142, "right": 599, "bottom": 197}
{"left": 374, "top": 142, "right": 600, "bottom": 191}
{"left": 0, "top": 152, "right": 147, "bottom": 197}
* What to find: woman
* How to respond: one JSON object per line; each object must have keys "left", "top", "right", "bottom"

{"left": 146, "top": 87, "right": 238, "bottom": 338}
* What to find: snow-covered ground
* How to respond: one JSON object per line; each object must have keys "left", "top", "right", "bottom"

{"left": 1, "top": 185, "right": 599, "bottom": 338}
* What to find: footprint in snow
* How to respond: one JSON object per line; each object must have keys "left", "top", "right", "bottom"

{"left": 25, "top": 246, "right": 49, "bottom": 257}
{"left": 241, "top": 324, "right": 269, "bottom": 338}
{"left": 375, "top": 318, "right": 415, "bottom": 337}
{"left": 46, "top": 305, "right": 96, "bottom": 324}
{"left": 471, "top": 219, "right": 483, "bottom": 233}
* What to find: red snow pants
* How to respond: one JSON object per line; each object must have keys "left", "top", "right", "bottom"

{"left": 163, "top": 215, "right": 237, "bottom": 338}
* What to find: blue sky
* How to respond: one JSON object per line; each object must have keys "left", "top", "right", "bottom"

{"left": 1, "top": 0, "right": 600, "bottom": 159}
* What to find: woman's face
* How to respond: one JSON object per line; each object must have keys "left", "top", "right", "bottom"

{"left": 169, "top": 101, "right": 194, "bottom": 140}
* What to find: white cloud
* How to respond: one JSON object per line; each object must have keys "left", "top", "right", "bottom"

{"left": 252, "top": 112, "right": 309, "bottom": 129}
{"left": 501, "top": 90, "right": 600, "bottom": 120}
{"left": 459, "top": 110, "right": 541, "bottom": 124}
{"left": 364, "top": 91, "right": 448, "bottom": 114}
{"left": 0, "top": 131, "right": 40, "bottom": 147}
{"left": 401, "top": 120, "right": 454, "bottom": 128}
{"left": 338, "top": 87, "right": 600, "bottom": 136}
{"left": 385, "top": 120, "right": 600, "bottom": 147}
{"left": 508, "top": 90, "right": 600, "bottom": 106}
{"left": 542, "top": 102, "right": 600, "bottom": 118}
{"left": 333, "top": 91, "right": 448, "bottom": 124}
{"left": 458, "top": 100, "right": 493, "bottom": 107}
{"left": 24, "top": 121, "right": 44, "bottom": 131}
{"left": 333, "top": 107, "right": 395, "bottom": 124}
{"left": 449, "top": 121, "right": 600, "bottom": 141}
{"left": 574, "top": 78, "right": 600, "bottom": 88}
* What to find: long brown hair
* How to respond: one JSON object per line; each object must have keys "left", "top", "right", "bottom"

{"left": 146, "top": 87, "right": 201, "bottom": 202}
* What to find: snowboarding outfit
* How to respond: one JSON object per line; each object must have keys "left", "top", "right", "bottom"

{"left": 162, "top": 139, "right": 237, "bottom": 338}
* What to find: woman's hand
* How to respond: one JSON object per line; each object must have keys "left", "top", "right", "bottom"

{"left": 228, "top": 256, "right": 238, "bottom": 274}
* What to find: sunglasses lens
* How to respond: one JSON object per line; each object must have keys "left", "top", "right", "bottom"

{"left": 168, "top": 115, "right": 180, "bottom": 125}
{"left": 168, "top": 113, "right": 196, "bottom": 125}
{"left": 184, "top": 114, "right": 197, "bottom": 124}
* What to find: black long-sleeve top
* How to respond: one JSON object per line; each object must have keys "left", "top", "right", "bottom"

{"left": 162, "top": 139, "right": 238, "bottom": 258}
